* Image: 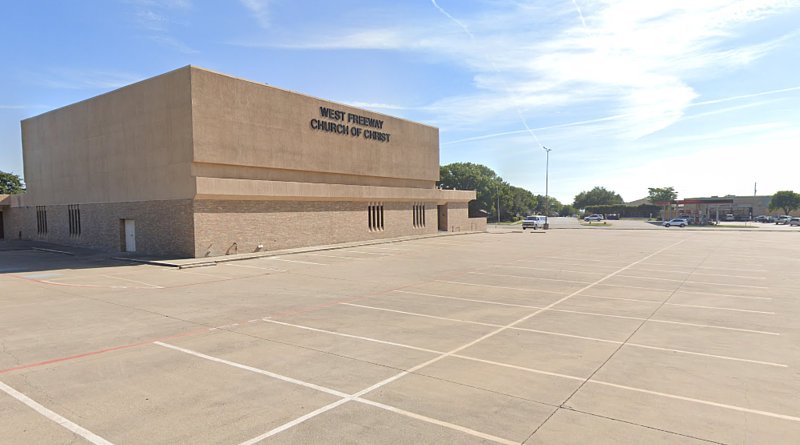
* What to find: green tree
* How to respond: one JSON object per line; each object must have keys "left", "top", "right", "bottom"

{"left": 559, "top": 204, "right": 576, "bottom": 217}
{"left": 439, "top": 162, "right": 508, "bottom": 219}
{"left": 573, "top": 186, "right": 624, "bottom": 209}
{"left": 534, "top": 195, "right": 562, "bottom": 216}
{"left": 768, "top": 191, "right": 800, "bottom": 215}
{"left": 507, "top": 186, "right": 538, "bottom": 219}
{"left": 647, "top": 187, "right": 678, "bottom": 203}
{"left": 438, "top": 162, "right": 539, "bottom": 221}
{"left": 0, "top": 171, "right": 24, "bottom": 194}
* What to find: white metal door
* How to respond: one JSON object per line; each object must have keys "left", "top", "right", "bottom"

{"left": 124, "top": 219, "right": 136, "bottom": 252}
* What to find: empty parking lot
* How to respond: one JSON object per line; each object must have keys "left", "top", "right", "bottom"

{"left": 1, "top": 228, "right": 799, "bottom": 444}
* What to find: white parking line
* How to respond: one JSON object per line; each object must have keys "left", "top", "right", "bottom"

{"left": 418, "top": 241, "right": 472, "bottom": 247}
{"left": 240, "top": 399, "right": 352, "bottom": 445}
{"left": 356, "top": 246, "right": 407, "bottom": 252}
{"left": 662, "top": 303, "right": 773, "bottom": 315}
{"left": 434, "top": 280, "right": 566, "bottom": 296}
{"left": 670, "top": 290, "right": 771, "bottom": 301}
{"left": 546, "top": 308, "right": 780, "bottom": 336}
{"left": 358, "top": 298, "right": 781, "bottom": 337}
{"left": 101, "top": 274, "right": 164, "bottom": 289}
{"left": 165, "top": 269, "right": 230, "bottom": 279}
{"left": 343, "top": 302, "right": 500, "bottom": 328}
{"left": 578, "top": 294, "right": 773, "bottom": 314}
{"left": 264, "top": 319, "right": 441, "bottom": 354}
{"left": 576, "top": 294, "right": 661, "bottom": 304}
{"left": 591, "top": 380, "right": 800, "bottom": 423}
{"left": 345, "top": 250, "right": 392, "bottom": 255}
{"left": 222, "top": 263, "right": 286, "bottom": 272}
{"left": 155, "top": 342, "right": 347, "bottom": 397}
{"left": 0, "top": 380, "right": 114, "bottom": 445}
{"left": 355, "top": 398, "right": 519, "bottom": 445}
{"left": 424, "top": 280, "right": 781, "bottom": 328}
{"left": 493, "top": 265, "right": 607, "bottom": 275}
{"left": 595, "top": 282, "right": 770, "bottom": 299}
{"left": 615, "top": 274, "right": 769, "bottom": 290}
{"left": 265, "top": 317, "right": 787, "bottom": 368}
{"left": 625, "top": 268, "right": 765, "bottom": 280}
{"left": 265, "top": 257, "right": 329, "bottom": 266}
{"left": 303, "top": 252, "right": 365, "bottom": 260}
{"left": 640, "top": 262, "right": 769, "bottom": 273}
{"left": 469, "top": 271, "right": 592, "bottom": 285}
{"left": 394, "top": 289, "right": 537, "bottom": 309}
{"left": 520, "top": 256, "right": 629, "bottom": 264}
{"left": 239, "top": 239, "right": 688, "bottom": 441}
{"left": 156, "top": 342, "right": 517, "bottom": 445}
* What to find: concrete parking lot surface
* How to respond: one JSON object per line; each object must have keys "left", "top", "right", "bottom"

{"left": 1, "top": 229, "right": 799, "bottom": 444}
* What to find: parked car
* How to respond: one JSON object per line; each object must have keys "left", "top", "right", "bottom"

{"left": 754, "top": 215, "right": 773, "bottom": 223}
{"left": 522, "top": 215, "right": 547, "bottom": 230}
{"left": 584, "top": 214, "right": 604, "bottom": 222}
{"left": 775, "top": 216, "right": 792, "bottom": 225}
{"left": 790, "top": 218, "right": 800, "bottom": 227}
{"left": 606, "top": 213, "right": 620, "bottom": 220}
{"left": 663, "top": 218, "right": 689, "bottom": 228}
{"left": 724, "top": 214, "right": 735, "bottom": 221}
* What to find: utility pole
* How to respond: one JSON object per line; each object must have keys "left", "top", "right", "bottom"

{"left": 543, "top": 146, "right": 552, "bottom": 229}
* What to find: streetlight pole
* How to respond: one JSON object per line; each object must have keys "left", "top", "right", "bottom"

{"left": 543, "top": 146, "right": 552, "bottom": 229}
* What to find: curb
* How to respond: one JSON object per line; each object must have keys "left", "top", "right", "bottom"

{"left": 113, "top": 230, "right": 486, "bottom": 269}
{"left": 31, "top": 247, "right": 76, "bottom": 256}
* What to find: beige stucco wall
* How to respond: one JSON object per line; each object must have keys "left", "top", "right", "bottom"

{"left": 194, "top": 177, "right": 475, "bottom": 203}
{"left": 193, "top": 200, "right": 439, "bottom": 257}
{"left": 189, "top": 67, "right": 439, "bottom": 188}
{"left": 20, "top": 67, "right": 195, "bottom": 205}
{"left": 9, "top": 200, "right": 194, "bottom": 256}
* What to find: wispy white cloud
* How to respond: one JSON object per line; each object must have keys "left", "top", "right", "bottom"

{"left": 149, "top": 35, "right": 199, "bottom": 54}
{"left": 135, "top": 9, "right": 170, "bottom": 32}
{"left": 252, "top": 0, "right": 799, "bottom": 142}
{"left": 239, "top": 0, "right": 270, "bottom": 29}
{"left": 26, "top": 68, "right": 142, "bottom": 90}
{"left": 123, "top": 0, "right": 191, "bottom": 9}
{"left": 126, "top": 0, "right": 197, "bottom": 53}
{"left": 570, "top": 0, "right": 588, "bottom": 29}
{"left": 443, "top": 84, "right": 800, "bottom": 145}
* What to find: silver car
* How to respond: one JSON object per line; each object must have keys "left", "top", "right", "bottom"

{"left": 663, "top": 218, "right": 689, "bottom": 228}
{"left": 790, "top": 218, "right": 800, "bottom": 227}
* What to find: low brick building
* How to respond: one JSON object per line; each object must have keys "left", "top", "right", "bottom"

{"left": 0, "top": 66, "right": 483, "bottom": 257}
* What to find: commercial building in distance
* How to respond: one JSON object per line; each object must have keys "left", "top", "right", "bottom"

{"left": 0, "top": 66, "right": 484, "bottom": 257}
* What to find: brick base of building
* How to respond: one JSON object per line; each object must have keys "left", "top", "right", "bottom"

{"left": 2, "top": 199, "right": 485, "bottom": 258}
{"left": 193, "top": 200, "right": 440, "bottom": 257}
{"left": 4, "top": 200, "right": 195, "bottom": 257}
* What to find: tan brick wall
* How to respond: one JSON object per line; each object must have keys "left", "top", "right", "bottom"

{"left": 9, "top": 200, "right": 194, "bottom": 257}
{"left": 193, "top": 200, "right": 439, "bottom": 257}
{"left": 1, "top": 208, "right": 23, "bottom": 240}
{"left": 469, "top": 217, "right": 487, "bottom": 232}
{"left": 444, "top": 202, "right": 486, "bottom": 232}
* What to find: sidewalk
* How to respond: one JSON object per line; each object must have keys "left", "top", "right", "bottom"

{"left": 114, "top": 230, "right": 485, "bottom": 269}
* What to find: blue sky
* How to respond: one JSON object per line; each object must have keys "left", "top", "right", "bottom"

{"left": 1, "top": 0, "right": 799, "bottom": 203}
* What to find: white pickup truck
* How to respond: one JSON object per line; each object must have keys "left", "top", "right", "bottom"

{"left": 522, "top": 215, "right": 547, "bottom": 230}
